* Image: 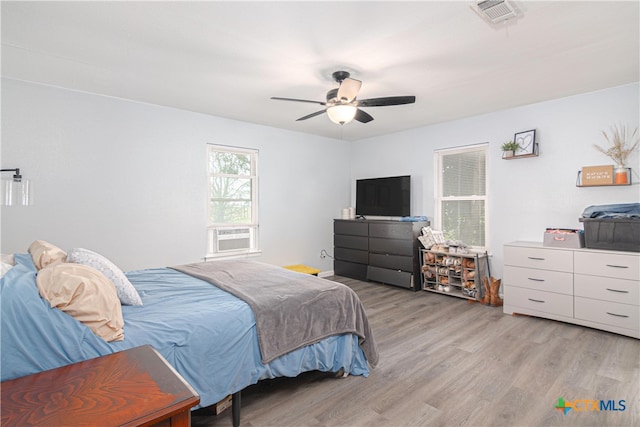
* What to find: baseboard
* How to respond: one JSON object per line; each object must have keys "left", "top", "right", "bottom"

{"left": 318, "top": 270, "right": 334, "bottom": 278}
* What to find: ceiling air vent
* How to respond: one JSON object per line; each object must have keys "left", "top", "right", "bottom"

{"left": 472, "top": 0, "right": 518, "bottom": 23}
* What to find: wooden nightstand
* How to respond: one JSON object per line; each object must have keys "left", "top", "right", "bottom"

{"left": 1, "top": 345, "right": 200, "bottom": 426}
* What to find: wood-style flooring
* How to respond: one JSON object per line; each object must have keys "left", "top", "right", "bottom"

{"left": 192, "top": 276, "right": 640, "bottom": 427}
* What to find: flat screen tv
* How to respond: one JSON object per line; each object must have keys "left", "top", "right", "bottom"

{"left": 356, "top": 175, "right": 410, "bottom": 217}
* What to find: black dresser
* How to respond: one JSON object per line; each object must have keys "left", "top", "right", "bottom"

{"left": 334, "top": 219, "right": 428, "bottom": 291}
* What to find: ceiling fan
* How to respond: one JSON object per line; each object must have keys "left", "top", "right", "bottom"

{"left": 271, "top": 71, "right": 416, "bottom": 125}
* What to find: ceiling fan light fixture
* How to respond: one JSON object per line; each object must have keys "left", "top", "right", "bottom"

{"left": 326, "top": 105, "right": 357, "bottom": 125}
{"left": 272, "top": 70, "right": 415, "bottom": 124}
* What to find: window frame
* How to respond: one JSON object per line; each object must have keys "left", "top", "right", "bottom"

{"left": 434, "top": 143, "right": 489, "bottom": 250}
{"left": 206, "top": 144, "right": 259, "bottom": 258}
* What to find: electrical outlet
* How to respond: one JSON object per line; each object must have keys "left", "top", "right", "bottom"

{"left": 320, "top": 249, "right": 333, "bottom": 259}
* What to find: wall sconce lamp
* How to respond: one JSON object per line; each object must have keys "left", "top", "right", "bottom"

{"left": 1, "top": 168, "right": 32, "bottom": 206}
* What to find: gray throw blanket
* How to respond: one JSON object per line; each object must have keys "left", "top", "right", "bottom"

{"left": 172, "top": 259, "right": 378, "bottom": 367}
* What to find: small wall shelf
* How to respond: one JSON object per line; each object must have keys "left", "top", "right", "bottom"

{"left": 502, "top": 152, "right": 539, "bottom": 160}
{"left": 576, "top": 168, "right": 632, "bottom": 187}
{"left": 502, "top": 143, "right": 539, "bottom": 159}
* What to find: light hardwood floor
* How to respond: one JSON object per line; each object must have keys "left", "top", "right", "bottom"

{"left": 192, "top": 276, "right": 639, "bottom": 427}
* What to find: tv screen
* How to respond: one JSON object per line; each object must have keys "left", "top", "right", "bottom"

{"left": 356, "top": 175, "right": 410, "bottom": 217}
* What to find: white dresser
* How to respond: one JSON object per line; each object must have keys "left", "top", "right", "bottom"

{"left": 504, "top": 241, "right": 639, "bottom": 339}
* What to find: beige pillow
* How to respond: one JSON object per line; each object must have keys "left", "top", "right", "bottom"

{"left": 37, "top": 263, "right": 124, "bottom": 342}
{"left": 28, "top": 240, "right": 67, "bottom": 270}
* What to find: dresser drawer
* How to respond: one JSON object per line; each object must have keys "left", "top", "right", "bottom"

{"left": 334, "top": 220, "right": 368, "bottom": 236}
{"left": 334, "top": 234, "right": 368, "bottom": 250}
{"left": 334, "top": 260, "right": 367, "bottom": 280}
{"left": 575, "top": 296, "right": 640, "bottom": 332}
{"left": 574, "top": 251, "right": 640, "bottom": 281}
{"left": 367, "top": 266, "right": 413, "bottom": 289}
{"left": 574, "top": 274, "right": 640, "bottom": 305}
{"left": 504, "top": 246, "right": 573, "bottom": 272}
{"left": 369, "top": 253, "right": 413, "bottom": 272}
{"left": 369, "top": 237, "right": 413, "bottom": 256}
{"left": 369, "top": 222, "right": 413, "bottom": 239}
{"left": 504, "top": 265, "right": 573, "bottom": 295}
{"left": 334, "top": 247, "right": 368, "bottom": 264}
{"left": 504, "top": 286, "right": 573, "bottom": 317}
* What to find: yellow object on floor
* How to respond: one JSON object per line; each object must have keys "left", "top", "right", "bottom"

{"left": 283, "top": 264, "right": 321, "bottom": 276}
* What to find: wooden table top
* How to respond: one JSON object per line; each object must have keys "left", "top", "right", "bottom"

{"left": 1, "top": 345, "right": 200, "bottom": 426}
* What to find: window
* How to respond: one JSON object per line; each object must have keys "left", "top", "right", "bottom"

{"left": 206, "top": 144, "right": 259, "bottom": 257}
{"left": 434, "top": 144, "right": 488, "bottom": 248}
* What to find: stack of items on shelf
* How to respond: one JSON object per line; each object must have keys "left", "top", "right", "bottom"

{"left": 461, "top": 258, "right": 477, "bottom": 298}
{"left": 421, "top": 251, "right": 438, "bottom": 284}
{"left": 417, "top": 226, "right": 445, "bottom": 250}
{"left": 418, "top": 227, "right": 495, "bottom": 303}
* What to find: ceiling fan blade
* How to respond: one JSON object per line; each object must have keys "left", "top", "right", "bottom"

{"left": 337, "top": 78, "right": 362, "bottom": 102}
{"left": 296, "top": 110, "right": 327, "bottom": 121}
{"left": 354, "top": 108, "right": 374, "bottom": 123}
{"left": 357, "top": 96, "right": 416, "bottom": 107}
{"left": 271, "top": 97, "right": 326, "bottom": 106}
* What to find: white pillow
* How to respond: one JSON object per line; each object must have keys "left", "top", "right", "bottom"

{"left": 1, "top": 261, "right": 13, "bottom": 278}
{"left": 66, "top": 248, "right": 143, "bottom": 306}
{"left": 1, "top": 253, "right": 15, "bottom": 265}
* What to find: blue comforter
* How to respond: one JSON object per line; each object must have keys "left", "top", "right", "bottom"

{"left": 0, "top": 254, "right": 370, "bottom": 409}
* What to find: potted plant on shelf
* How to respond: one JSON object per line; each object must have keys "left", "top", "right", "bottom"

{"left": 594, "top": 124, "right": 640, "bottom": 184}
{"left": 501, "top": 140, "right": 520, "bottom": 158}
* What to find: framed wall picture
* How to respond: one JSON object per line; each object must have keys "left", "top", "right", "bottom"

{"left": 514, "top": 129, "right": 536, "bottom": 156}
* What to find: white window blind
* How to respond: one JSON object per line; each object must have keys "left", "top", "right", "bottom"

{"left": 206, "top": 144, "right": 259, "bottom": 257}
{"left": 435, "top": 144, "right": 488, "bottom": 248}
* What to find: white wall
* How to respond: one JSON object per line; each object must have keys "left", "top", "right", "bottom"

{"left": 350, "top": 83, "right": 640, "bottom": 278}
{"left": 3, "top": 79, "right": 639, "bottom": 278}
{"left": 1, "top": 78, "right": 350, "bottom": 271}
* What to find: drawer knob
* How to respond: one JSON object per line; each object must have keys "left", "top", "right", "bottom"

{"left": 527, "top": 277, "right": 545, "bottom": 282}
{"left": 605, "top": 264, "right": 629, "bottom": 269}
{"left": 606, "top": 312, "right": 629, "bottom": 318}
{"left": 527, "top": 257, "right": 545, "bottom": 261}
{"left": 528, "top": 298, "right": 545, "bottom": 303}
{"left": 606, "top": 288, "right": 629, "bottom": 294}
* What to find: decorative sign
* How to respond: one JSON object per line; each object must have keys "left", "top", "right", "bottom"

{"left": 581, "top": 165, "right": 614, "bottom": 186}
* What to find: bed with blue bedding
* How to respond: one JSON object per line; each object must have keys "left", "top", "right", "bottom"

{"left": 1, "top": 253, "right": 377, "bottom": 423}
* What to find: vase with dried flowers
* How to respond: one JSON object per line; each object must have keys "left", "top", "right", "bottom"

{"left": 594, "top": 124, "right": 639, "bottom": 184}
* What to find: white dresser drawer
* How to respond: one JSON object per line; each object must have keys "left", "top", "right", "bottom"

{"left": 504, "top": 246, "right": 573, "bottom": 272}
{"left": 504, "top": 286, "right": 573, "bottom": 317}
{"left": 574, "top": 251, "right": 640, "bottom": 281}
{"left": 575, "top": 274, "right": 640, "bottom": 306}
{"left": 575, "top": 296, "right": 640, "bottom": 332}
{"left": 504, "top": 265, "right": 573, "bottom": 295}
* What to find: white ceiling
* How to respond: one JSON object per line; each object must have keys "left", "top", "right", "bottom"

{"left": 2, "top": 1, "right": 638, "bottom": 141}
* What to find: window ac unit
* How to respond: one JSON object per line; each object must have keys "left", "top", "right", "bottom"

{"left": 215, "top": 227, "right": 251, "bottom": 253}
{"left": 472, "top": 0, "right": 518, "bottom": 24}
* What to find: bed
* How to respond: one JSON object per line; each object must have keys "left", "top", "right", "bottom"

{"left": 1, "top": 248, "right": 378, "bottom": 426}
